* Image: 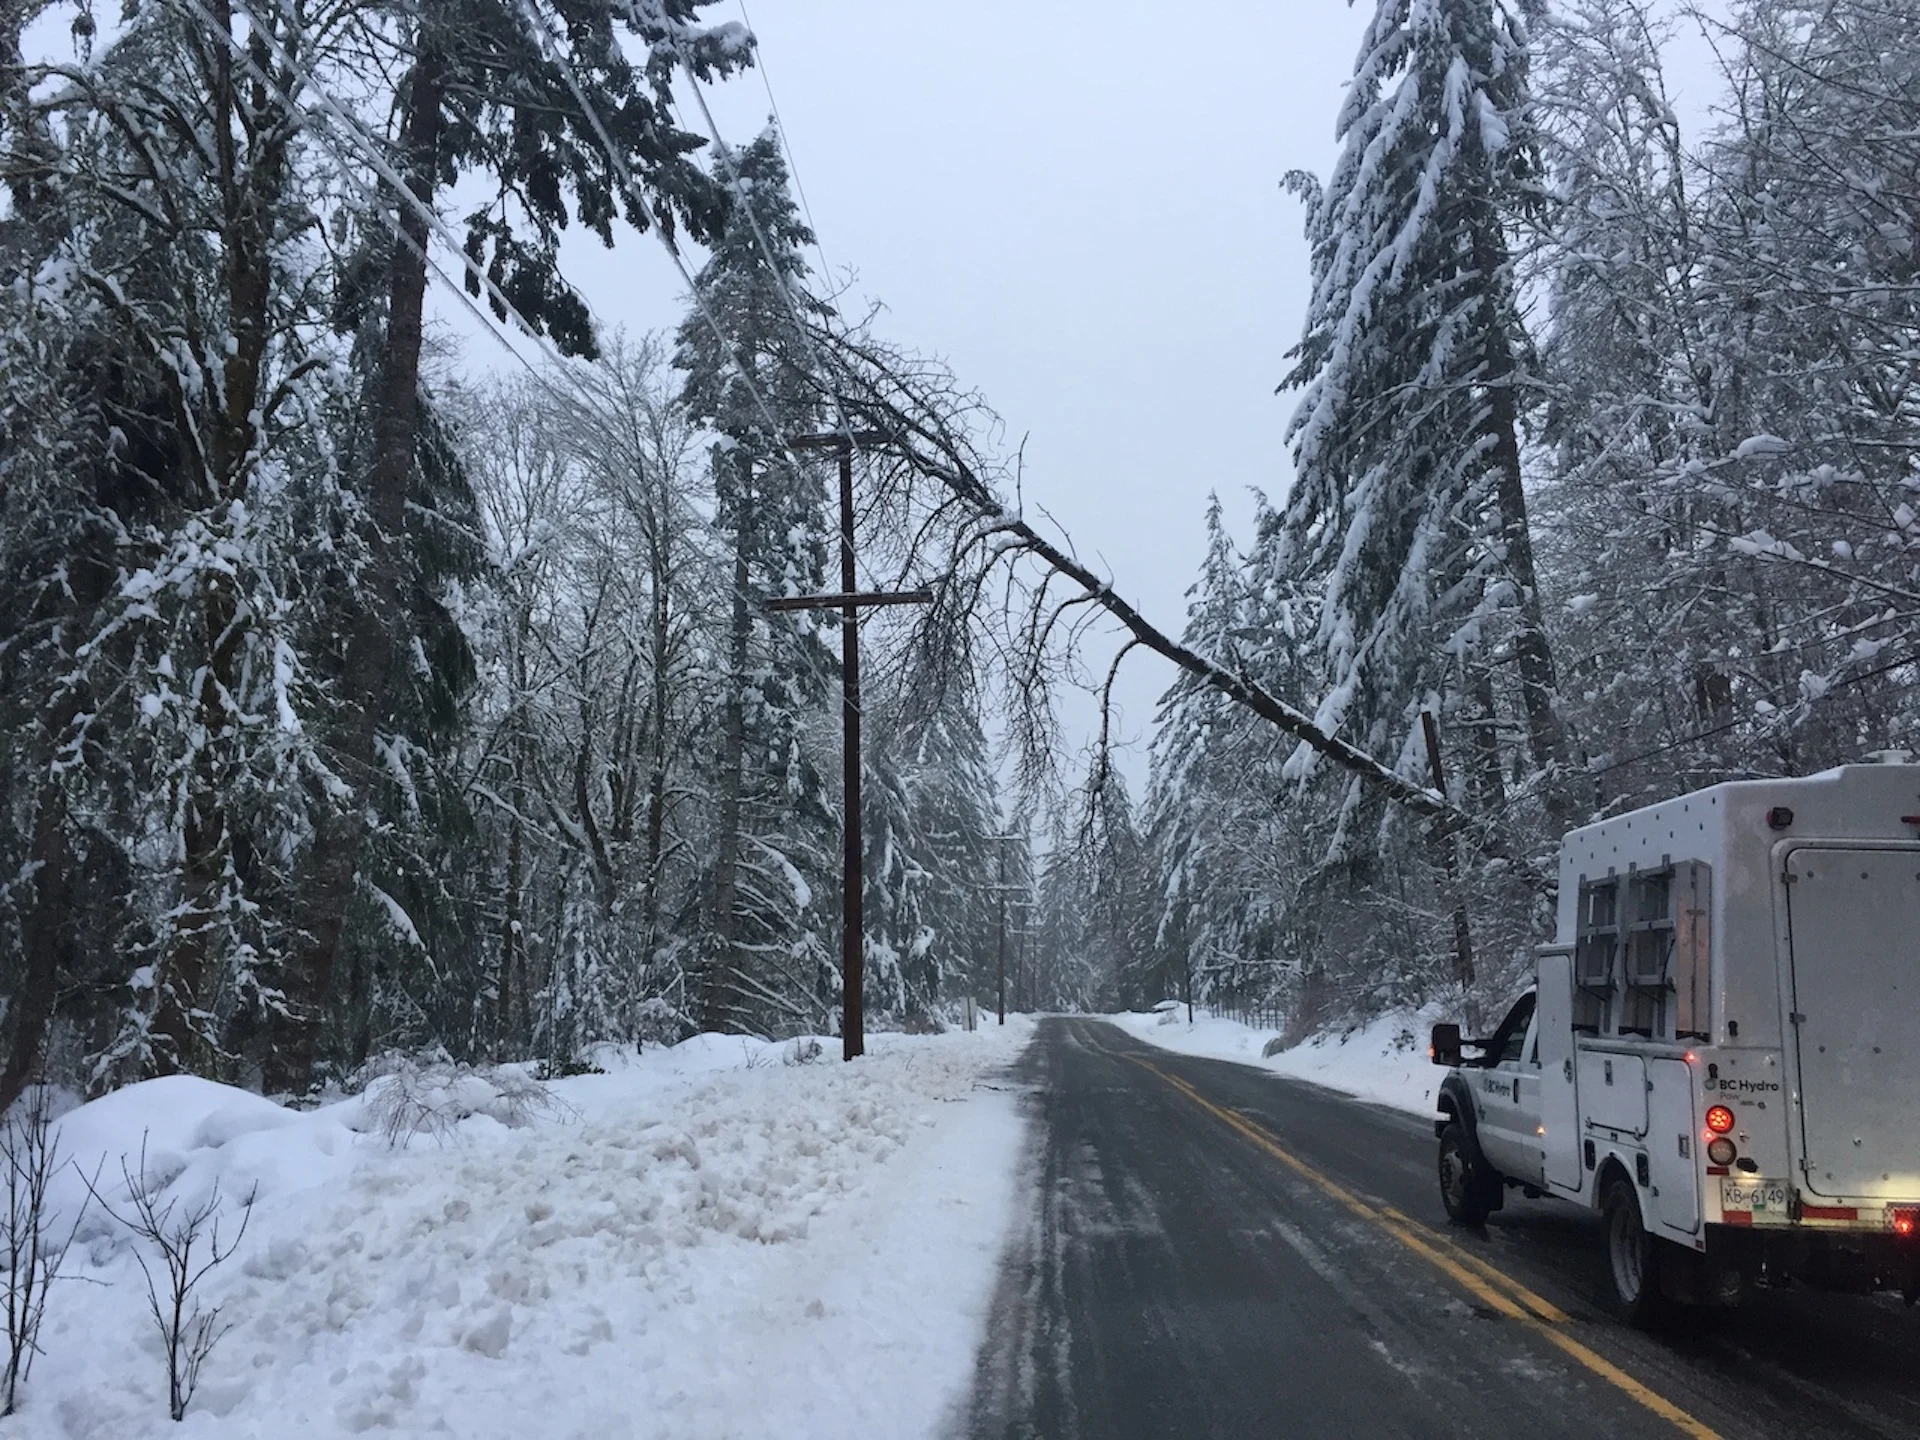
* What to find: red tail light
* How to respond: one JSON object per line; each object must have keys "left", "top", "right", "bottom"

{"left": 1705, "top": 1105, "right": 1736, "bottom": 1135}
{"left": 1893, "top": 1208, "right": 1919, "bottom": 1239}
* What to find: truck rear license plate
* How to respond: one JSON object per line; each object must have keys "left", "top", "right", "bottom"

{"left": 1722, "top": 1178, "right": 1789, "bottom": 1217}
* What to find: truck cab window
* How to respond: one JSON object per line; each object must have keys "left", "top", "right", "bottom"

{"left": 1488, "top": 993, "right": 1536, "bottom": 1066}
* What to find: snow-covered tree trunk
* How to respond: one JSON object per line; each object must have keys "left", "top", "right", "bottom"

{"left": 704, "top": 458, "right": 755, "bottom": 1033}
{"left": 273, "top": 34, "right": 444, "bottom": 1092}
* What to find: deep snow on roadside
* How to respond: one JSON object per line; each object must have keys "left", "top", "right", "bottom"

{"left": 15, "top": 1020, "right": 1036, "bottom": 1439}
{"left": 1106, "top": 1007, "right": 1441, "bottom": 1118}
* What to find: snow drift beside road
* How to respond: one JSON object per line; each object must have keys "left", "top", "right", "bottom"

{"left": 20, "top": 1021, "right": 1035, "bottom": 1439}
{"left": 1106, "top": 1007, "right": 1441, "bottom": 1118}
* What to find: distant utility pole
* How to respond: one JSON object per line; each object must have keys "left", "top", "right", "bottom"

{"left": 984, "top": 831, "right": 1024, "bottom": 1025}
{"left": 768, "top": 431, "right": 929, "bottom": 1061}
{"left": 996, "top": 840, "right": 1007, "bottom": 1025}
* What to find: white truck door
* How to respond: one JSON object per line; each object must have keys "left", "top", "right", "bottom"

{"left": 1473, "top": 993, "right": 1540, "bottom": 1183}
{"left": 1785, "top": 846, "right": 1920, "bottom": 1199}
{"left": 1514, "top": 1013, "right": 1546, "bottom": 1188}
{"left": 1536, "top": 950, "right": 1582, "bottom": 1194}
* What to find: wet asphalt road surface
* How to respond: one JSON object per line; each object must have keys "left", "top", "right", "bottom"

{"left": 959, "top": 1017, "right": 1920, "bottom": 1440}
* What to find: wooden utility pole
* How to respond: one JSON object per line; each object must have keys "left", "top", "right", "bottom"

{"left": 1422, "top": 711, "right": 1477, "bottom": 988}
{"left": 982, "top": 830, "right": 1026, "bottom": 1024}
{"left": 769, "top": 432, "right": 929, "bottom": 1060}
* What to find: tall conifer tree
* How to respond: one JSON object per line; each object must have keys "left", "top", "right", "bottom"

{"left": 674, "top": 128, "right": 837, "bottom": 1036}
{"left": 1280, "top": 0, "right": 1563, "bottom": 840}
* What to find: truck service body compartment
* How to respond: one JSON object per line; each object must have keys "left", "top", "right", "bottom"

{"left": 1578, "top": 1051, "right": 1647, "bottom": 1138}
{"left": 1647, "top": 1059, "right": 1701, "bottom": 1234}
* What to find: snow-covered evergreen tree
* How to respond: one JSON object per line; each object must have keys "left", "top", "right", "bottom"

{"left": 1280, "top": 0, "right": 1563, "bottom": 833}
{"left": 1029, "top": 828, "right": 1101, "bottom": 1015}
{"left": 1146, "top": 495, "right": 1329, "bottom": 1018}
{"left": 863, "top": 677, "right": 1001, "bottom": 1024}
{"left": 675, "top": 128, "right": 839, "bottom": 1038}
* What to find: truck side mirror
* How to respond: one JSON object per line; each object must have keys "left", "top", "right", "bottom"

{"left": 1430, "top": 1023, "right": 1462, "bottom": 1067}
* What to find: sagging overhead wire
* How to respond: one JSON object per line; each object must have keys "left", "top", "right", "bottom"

{"left": 506, "top": 0, "right": 909, "bottom": 606}
{"left": 188, "top": 0, "right": 899, "bottom": 608}
{"left": 506, "top": 0, "right": 807, "bottom": 465}
{"left": 658, "top": 22, "right": 929, "bottom": 600}
{"left": 733, "top": 0, "right": 833, "bottom": 289}
{"left": 662, "top": 43, "right": 855, "bottom": 438}
{"left": 506, "top": 0, "right": 907, "bottom": 590}
{"left": 172, "top": 0, "right": 624, "bottom": 430}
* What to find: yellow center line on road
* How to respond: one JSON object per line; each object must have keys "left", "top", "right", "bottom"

{"left": 1077, "top": 1023, "right": 1720, "bottom": 1440}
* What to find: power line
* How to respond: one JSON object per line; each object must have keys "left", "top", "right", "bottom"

{"left": 196, "top": 0, "right": 896, "bottom": 596}
{"left": 1586, "top": 645, "right": 1920, "bottom": 780}
{"left": 506, "top": 0, "right": 804, "bottom": 462}
{"left": 664, "top": 40, "right": 856, "bottom": 441}
{"left": 660, "top": 34, "right": 916, "bottom": 603}
{"left": 175, "top": 0, "right": 622, "bottom": 430}
{"left": 520, "top": 0, "right": 899, "bottom": 593}
{"left": 733, "top": 0, "right": 834, "bottom": 287}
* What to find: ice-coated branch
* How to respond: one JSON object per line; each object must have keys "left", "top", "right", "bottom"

{"left": 807, "top": 320, "right": 1459, "bottom": 827}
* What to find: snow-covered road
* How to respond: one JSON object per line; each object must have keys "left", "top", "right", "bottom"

{"left": 20, "top": 1022, "right": 1035, "bottom": 1439}
{"left": 962, "top": 1019, "right": 1920, "bottom": 1440}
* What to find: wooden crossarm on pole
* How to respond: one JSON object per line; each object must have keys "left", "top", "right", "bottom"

{"left": 763, "top": 589, "right": 934, "bottom": 613}
{"left": 789, "top": 430, "right": 894, "bottom": 453}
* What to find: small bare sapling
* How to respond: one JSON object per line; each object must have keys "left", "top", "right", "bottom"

{"left": 2, "top": 1085, "right": 94, "bottom": 1417}
{"left": 91, "top": 1141, "right": 255, "bottom": 1422}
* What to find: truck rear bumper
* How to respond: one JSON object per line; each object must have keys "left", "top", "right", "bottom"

{"left": 1707, "top": 1219, "right": 1920, "bottom": 1297}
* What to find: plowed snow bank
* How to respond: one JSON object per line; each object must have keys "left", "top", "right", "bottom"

{"left": 1106, "top": 1008, "right": 1440, "bottom": 1117}
{"left": 22, "top": 1022, "right": 1034, "bottom": 1439}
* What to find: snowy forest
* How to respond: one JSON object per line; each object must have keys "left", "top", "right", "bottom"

{"left": 1137, "top": 0, "right": 1920, "bottom": 1032}
{"left": 3, "top": 0, "right": 1918, "bottom": 1106}
{"left": 0, "top": 0, "right": 1044, "bottom": 1108}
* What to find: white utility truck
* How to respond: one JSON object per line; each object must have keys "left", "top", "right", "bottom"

{"left": 1429, "top": 764, "right": 1920, "bottom": 1323}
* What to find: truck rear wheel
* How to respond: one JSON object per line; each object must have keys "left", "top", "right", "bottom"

{"left": 1603, "top": 1178, "right": 1670, "bottom": 1326}
{"left": 1438, "top": 1120, "right": 1498, "bottom": 1225}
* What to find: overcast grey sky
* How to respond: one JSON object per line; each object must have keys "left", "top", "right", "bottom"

{"left": 436, "top": 1, "right": 1375, "bottom": 790}
{"left": 438, "top": 0, "right": 1732, "bottom": 794}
